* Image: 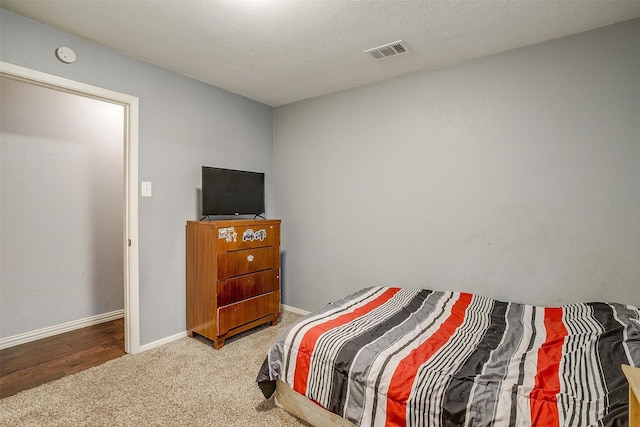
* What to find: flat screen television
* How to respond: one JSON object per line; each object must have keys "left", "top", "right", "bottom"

{"left": 201, "top": 166, "right": 265, "bottom": 216}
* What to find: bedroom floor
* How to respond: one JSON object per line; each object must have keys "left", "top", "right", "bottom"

{"left": 0, "top": 318, "right": 125, "bottom": 398}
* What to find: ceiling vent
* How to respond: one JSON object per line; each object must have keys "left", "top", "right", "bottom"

{"left": 365, "top": 40, "right": 409, "bottom": 60}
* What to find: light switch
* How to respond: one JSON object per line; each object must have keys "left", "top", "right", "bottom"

{"left": 141, "top": 181, "right": 152, "bottom": 197}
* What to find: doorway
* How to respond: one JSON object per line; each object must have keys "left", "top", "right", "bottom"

{"left": 0, "top": 61, "right": 140, "bottom": 354}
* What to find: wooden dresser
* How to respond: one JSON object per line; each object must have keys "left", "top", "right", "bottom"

{"left": 186, "top": 219, "right": 281, "bottom": 349}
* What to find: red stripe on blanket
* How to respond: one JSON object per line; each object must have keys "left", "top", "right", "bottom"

{"left": 293, "top": 287, "right": 401, "bottom": 396}
{"left": 530, "top": 307, "right": 567, "bottom": 427}
{"left": 385, "top": 293, "right": 473, "bottom": 427}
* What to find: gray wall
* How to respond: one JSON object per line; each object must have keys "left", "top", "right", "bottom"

{"left": 1, "top": 77, "right": 124, "bottom": 337}
{"left": 274, "top": 19, "right": 640, "bottom": 310}
{"left": 0, "top": 8, "right": 274, "bottom": 345}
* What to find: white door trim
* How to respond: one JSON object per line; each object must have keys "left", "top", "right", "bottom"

{"left": 0, "top": 61, "right": 141, "bottom": 354}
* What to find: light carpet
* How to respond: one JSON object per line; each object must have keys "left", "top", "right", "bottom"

{"left": 0, "top": 311, "right": 310, "bottom": 426}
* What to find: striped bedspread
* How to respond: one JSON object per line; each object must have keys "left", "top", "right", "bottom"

{"left": 256, "top": 286, "right": 640, "bottom": 427}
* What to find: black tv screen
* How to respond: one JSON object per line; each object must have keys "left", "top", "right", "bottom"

{"left": 202, "top": 166, "right": 265, "bottom": 216}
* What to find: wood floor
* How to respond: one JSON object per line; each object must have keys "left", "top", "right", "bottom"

{"left": 0, "top": 318, "right": 125, "bottom": 399}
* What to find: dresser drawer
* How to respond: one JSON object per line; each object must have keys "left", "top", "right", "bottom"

{"left": 217, "top": 246, "right": 279, "bottom": 280}
{"left": 217, "top": 270, "right": 279, "bottom": 306}
{"left": 215, "top": 223, "right": 280, "bottom": 252}
{"left": 218, "top": 291, "right": 280, "bottom": 335}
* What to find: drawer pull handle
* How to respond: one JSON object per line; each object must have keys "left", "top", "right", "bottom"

{"left": 247, "top": 255, "right": 254, "bottom": 262}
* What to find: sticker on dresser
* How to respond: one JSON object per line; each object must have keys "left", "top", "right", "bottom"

{"left": 218, "top": 227, "right": 237, "bottom": 242}
{"left": 242, "top": 228, "right": 266, "bottom": 242}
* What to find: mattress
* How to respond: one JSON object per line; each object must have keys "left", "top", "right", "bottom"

{"left": 257, "top": 286, "right": 640, "bottom": 426}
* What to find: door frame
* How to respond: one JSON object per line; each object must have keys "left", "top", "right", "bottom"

{"left": 1, "top": 61, "right": 140, "bottom": 354}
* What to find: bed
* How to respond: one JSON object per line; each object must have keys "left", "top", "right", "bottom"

{"left": 257, "top": 286, "right": 640, "bottom": 426}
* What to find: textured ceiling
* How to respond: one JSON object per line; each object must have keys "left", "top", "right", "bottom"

{"left": 2, "top": 0, "right": 639, "bottom": 106}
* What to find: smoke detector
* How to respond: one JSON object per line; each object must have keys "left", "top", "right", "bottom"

{"left": 55, "top": 46, "right": 77, "bottom": 64}
{"left": 365, "top": 40, "right": 409, "bottom": 60}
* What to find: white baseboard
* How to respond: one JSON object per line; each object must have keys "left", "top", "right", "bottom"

{"left": 0, "top": 309, "right": 125, "bottom": 350}
{"left": 139, "top": 331, "right": 188, "bottom": 353}
{"left": 281, "top": 304, "right": 310, "bottom": 316}
{"left": 139, "top": 304, "right": 309, "bottom": 354}
{"left": 0, "top": 305, "right": 310, "bottom": 352}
